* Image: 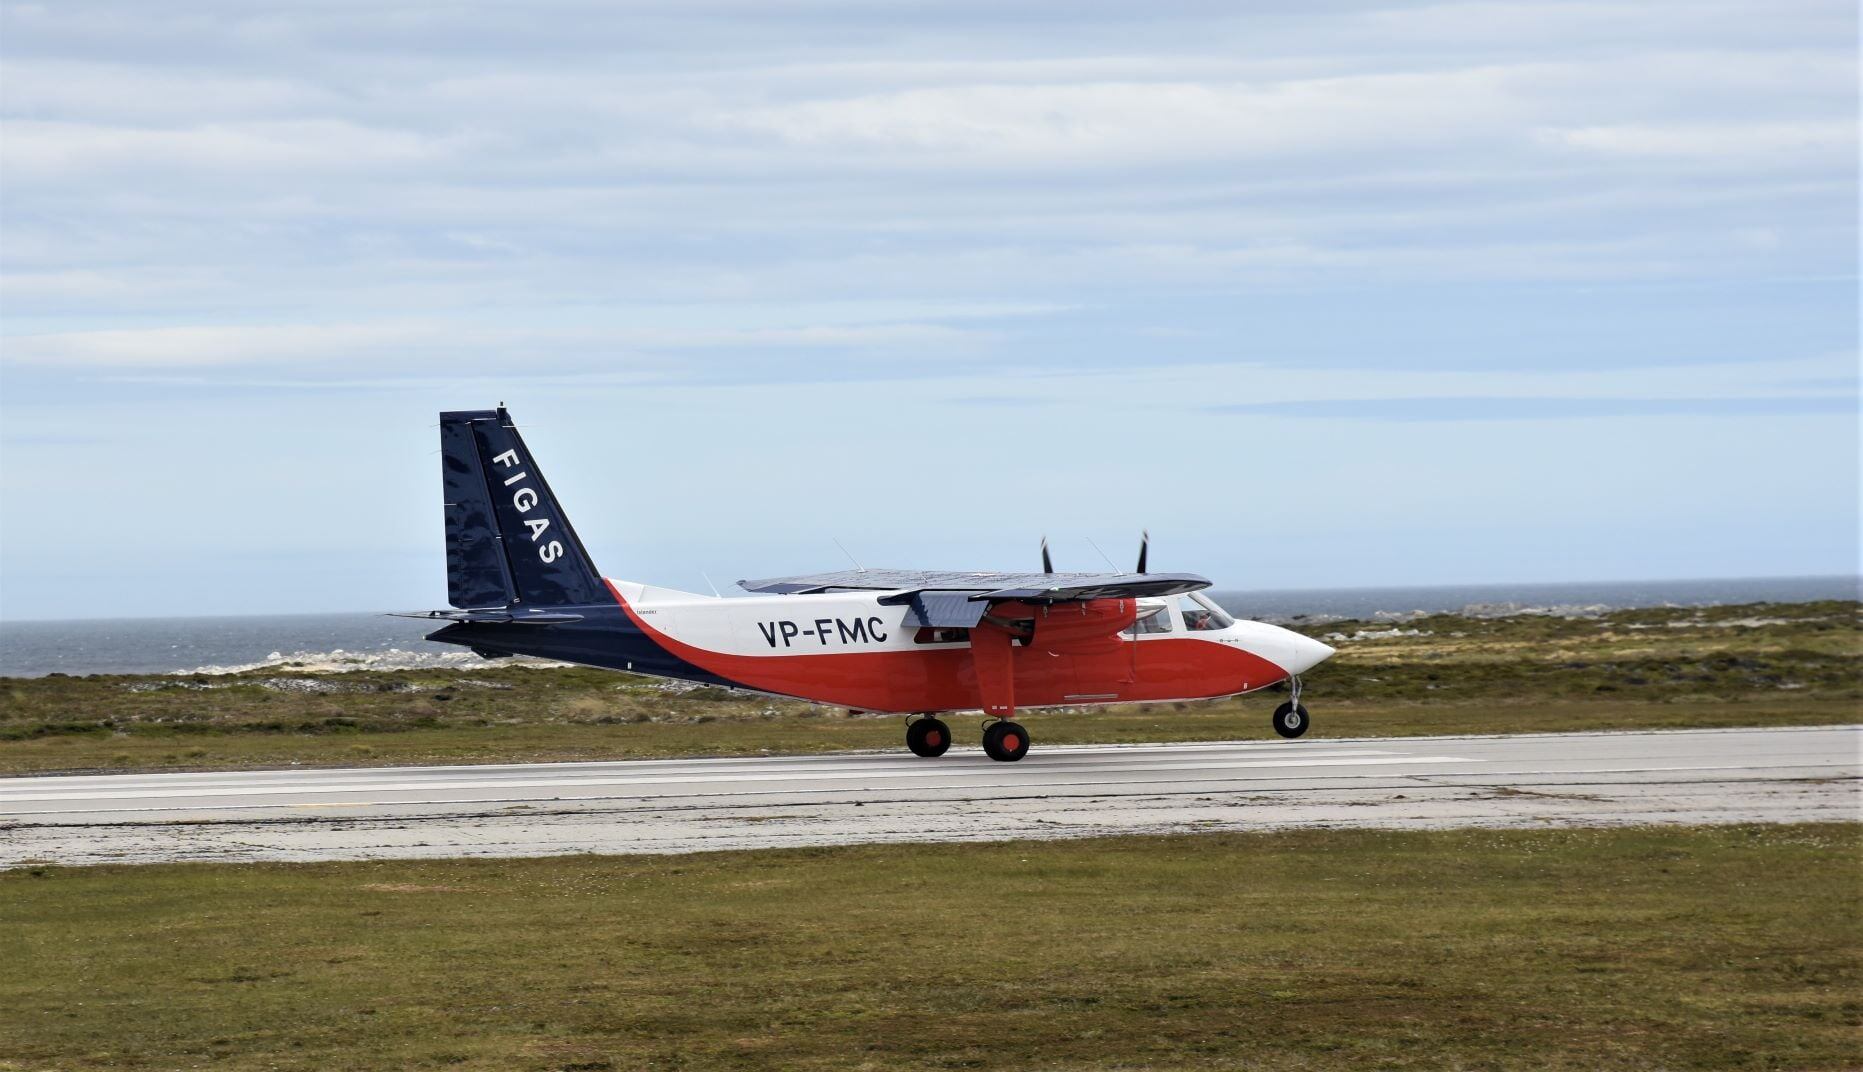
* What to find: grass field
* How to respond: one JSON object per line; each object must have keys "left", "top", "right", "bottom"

{"left": 2, "top": 600, "right": 1855, "bottom": 774}
{"left": 4, "top": 824, "right": 1858, "bottom": 1071}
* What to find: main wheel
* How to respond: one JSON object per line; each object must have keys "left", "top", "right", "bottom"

{"left": 982, "top": 720, "right": 1030, "bottom": 762}
{"left": 1272, "top": 701, "right": 1310, "bottom": 739}
{"left": 906, "top": 717, "right": 951, "bottom": 758}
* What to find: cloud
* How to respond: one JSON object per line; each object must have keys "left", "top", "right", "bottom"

{"left": 0, "top": 319, "right": 989, "bottom": 368}
{"left": 940, "top": 394, "right": 1053, "bottom": 408}
{"left": 0, "top": 59, "right": 339, "bottom": 121}
{"left": 0, "top": 433, "right": 112, "bottom": 446}
{"left": 0, "top": 118, "right": 456, "bottom": 179}
{"left": 0, "top": 1, "right": 1853, "bottom": 369}
{"left": 1207, "top": 396, "right": 1858, "bottom": 421}
{"left": 724, "top": 76, "right": 1495, "bottom": 163}
{"left": 724, "top": 58, "right": 1774, "bottom": 168}
{"left": 1541, "top": 120, "right": 1856, "bottom": 162}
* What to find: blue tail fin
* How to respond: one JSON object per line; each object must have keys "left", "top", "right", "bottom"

{"left": 439, "top": 407, "right": 606, "bottom": 609}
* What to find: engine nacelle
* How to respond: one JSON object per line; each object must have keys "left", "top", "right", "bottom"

{"left": 1010, "top": 599, "right": 1139, "bottom": 656}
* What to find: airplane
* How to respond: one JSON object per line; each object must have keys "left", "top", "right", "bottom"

{"left": 405, "top": 407, "right": 1336, "bottom": 761}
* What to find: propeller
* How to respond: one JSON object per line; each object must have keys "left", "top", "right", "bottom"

{"left": 1136, "top": 530, "right": 1149, "bottom": 574}
{"left": 1041, "top": 536, "right": 1054, "bottom": 574}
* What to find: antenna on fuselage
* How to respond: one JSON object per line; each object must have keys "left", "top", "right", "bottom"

{"left": 1136, "top": 530, "right": 1150, "bottom": 574}
{"left": 1083, "top": 536, "right": 1120, "bottom": 572}
{"left": 1041, "top": 535, "right": 1054, "bottom": 574}
{"left": 700, "top": 571, "right": 722, "bottom": 597}
{"left": 831, "top": 537, "right": 866, "bottom": 573}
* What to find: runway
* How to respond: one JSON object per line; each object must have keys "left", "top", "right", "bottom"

{"left": 1, "top": 725, "right": 1855, "bottom": 867}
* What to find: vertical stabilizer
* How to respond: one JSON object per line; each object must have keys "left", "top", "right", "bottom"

{"left": 439, "top": 408, "right": 606, "bottom": 609}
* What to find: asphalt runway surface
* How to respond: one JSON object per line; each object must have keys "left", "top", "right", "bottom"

{"left": 2, "top": 725, "right": 1856, "bottom": 867}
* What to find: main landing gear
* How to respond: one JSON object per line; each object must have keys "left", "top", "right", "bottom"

{"left": 904, "top": 715, "right": 1032, "bottom": 761}
{"left": 906, "top": 715, "right": 952, "bottom": 758}
{"left": 1272, "top": 676, "right": 1311, "bottom": 739}
{"left": 982, "top": 719, "right": 1030, "bottom": 762}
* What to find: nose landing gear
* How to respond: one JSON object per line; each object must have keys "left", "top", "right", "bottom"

{"left": 1272, "top": 676, "right": 1311, "bottom": 739}
{"left": 906, "top": 715, "right": 952, "bottom": 757}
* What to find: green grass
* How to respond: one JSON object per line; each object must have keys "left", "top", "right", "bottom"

{"left": 4, "top": 824, "right": 1858, "bottom": 1071}
{"left": 2, "top": 600, "right": 1855, "bottom": 774}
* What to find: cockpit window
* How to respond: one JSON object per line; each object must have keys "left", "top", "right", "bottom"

{"left": 1123, "top": 603, "right": 1173, "bottom": 634}
{"left": 1179, "top": 592, "right": 1234, "bottom": 631}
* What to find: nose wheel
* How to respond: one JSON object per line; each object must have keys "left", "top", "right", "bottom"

{"left": 1271, "top": 702, "right": 1309, "bottom": 738}
{"left": 982, "top": 719, "right": 1030, "bottom": 762}
{"left": 906, "top": 716, "right": 951, "bottom": 757}
{"left": 1272, "top": 676, "right": 1311, "bottom": 738}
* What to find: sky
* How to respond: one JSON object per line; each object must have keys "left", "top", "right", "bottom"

{"left": 0, "top": 0, "right": 1856, "bottom": 620}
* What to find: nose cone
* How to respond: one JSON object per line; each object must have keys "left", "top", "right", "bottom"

{"left": 1280, "top": 630, "right": 1336, "bottom": 676}
{"left": 1227, "top": 620, "right": 1337, "bottom": 678}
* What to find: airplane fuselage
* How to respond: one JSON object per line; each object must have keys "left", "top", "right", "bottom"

{"left": 434, "top": 579, "right": 1328, "bottom": 715}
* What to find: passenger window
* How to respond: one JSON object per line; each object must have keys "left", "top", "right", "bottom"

{"left": 1123, "top": 604, "right": 1173, "bottom": 635}
{"left": 1178, "top": 593, "right": 1234, "bottom": 631}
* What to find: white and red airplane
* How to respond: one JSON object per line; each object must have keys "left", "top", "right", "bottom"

{"left": 410, "top": 407, "right": 1335, "bottom": 761}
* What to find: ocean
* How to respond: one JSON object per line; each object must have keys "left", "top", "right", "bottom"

{"left": 0, "top": 575, "right": 1854, "bottom": 679}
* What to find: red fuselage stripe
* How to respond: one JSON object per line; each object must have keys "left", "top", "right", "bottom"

{"left": 606, "top": 579, "right": 1289, "bottom": 713}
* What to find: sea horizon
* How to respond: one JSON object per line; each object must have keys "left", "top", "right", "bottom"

{"left": 3, "top": 572, "right": 1855, "bottom": 627}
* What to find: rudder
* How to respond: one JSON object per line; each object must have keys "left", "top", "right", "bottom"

{"left": 439, "top": 407, "right": 606, "bottom": 609}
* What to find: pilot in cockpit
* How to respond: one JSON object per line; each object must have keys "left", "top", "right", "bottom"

{"left": 1179, "top": 592, "right": 1235, "bottom": 631}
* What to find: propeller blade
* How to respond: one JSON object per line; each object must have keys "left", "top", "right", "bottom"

{"left": 1136, "top": 530, "right": 1149, "bottom": 574}
{"left": 1041, "top": 536, "right": 1054, "bottom": 574}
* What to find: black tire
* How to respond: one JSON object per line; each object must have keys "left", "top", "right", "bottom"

{"left": 982, "top": 720, "right": 1030, "bottom": 762}
{"left": 1272, "top": 701, "right": 1310, "bottom": 739}
{"left": 906, "top": 717, "right": 952, "bottom": 758}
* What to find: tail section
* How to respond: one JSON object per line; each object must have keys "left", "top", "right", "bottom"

{"left": 440, "top": 407, "right": 606, "bottom": 609}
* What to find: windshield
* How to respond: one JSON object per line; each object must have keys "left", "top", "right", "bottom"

{"left": 1179, "top": 592, "right": 1234, "bottom": 631}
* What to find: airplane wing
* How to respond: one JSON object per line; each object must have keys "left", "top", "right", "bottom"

{"left": 738, "top": 568, "right": 1209, "bottom": 630}
{"left": 737, "top": 568, "right": 1210, "bottom": 603}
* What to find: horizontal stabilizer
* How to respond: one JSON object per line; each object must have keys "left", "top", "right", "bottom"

{"left": 388, "top": 609, "right": 585, "bottom": 625}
